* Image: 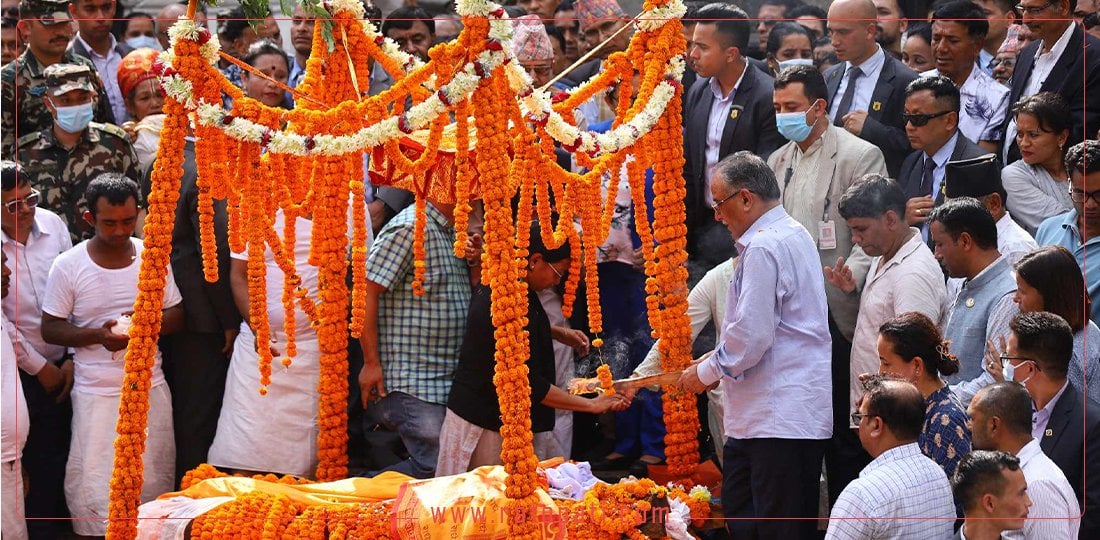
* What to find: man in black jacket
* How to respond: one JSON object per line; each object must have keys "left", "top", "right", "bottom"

{"left": 1008, "top": 311, "right": 1100, "bottom": 538}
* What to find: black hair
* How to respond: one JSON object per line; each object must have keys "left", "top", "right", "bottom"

{"left": 899, "top": 0, "right": 933, "bottom": 18}
{"left": 1012, "top": 92, "right": 1071, "bottom": 140}
{"left": 713, "top": 151, "right": 782, "bottom": 201}
{"left": 381, "top": 6, "right": 436, "bottom": 36}
{"left": 904, "top": 75, "right": 961, "bottom": 113}
{"left": 1015, "top": 246, "right": 1090, "bottom": 331}
{"left": 1011, "top": 311, "right": 1074, "bottom": 379}
{"left": 861, "top": 376, "right": 926, "bottom": 441}
{"left": 85, "top": 173, "right": 140, "bottom": 216}
{"left": 787, "top": 4, "right": 827, "bottom": 39}
{"left": 905, "top": 21, "right": 933, "bottom": 45}
{"left": 362, "top": 1, "right": 383, "bottom": 23}
{"left": 767, "top": 22, "right": 813, "bottom": 56}
{"left": 932, "top": 0, "right": 990, "bottom": 39}
{"left": 0, "top": 161, "right": 27, "bottom": 191}
{"left": 838, "top": 174, "right": 908, "bottom": 221}
{"left": 1066, "top": 140, "right": 1100, "bottom": 177}
{"left": 503, "top": 5, "right": 528, "bottom": 18}
{"left": 556, "top": 0, "right": 574, "bottom": 11}
{"left": 878, "top": 312, "right": 961, "bottom": 378}
{"left": 694, "top": 3, "right": 751, "bottom": 51}
{"left": 952, "top": 450, "right": 1023, "bottom": 513}
{"left": 774, "top": 64, "right": 829, "bottom": 106}
{"left": 544, "top": 23, "right": 566, "bottom": 53}
{"left": 759, "top": 0, "right": 803, "bottom": 13}
{"left": 973, "top": 381, "right": 1034, "bottom": 436}
{"left": 979, "top": 0, "right": 1019, "bottom": 16}
{"left": 243, "top": 39, "right": 290, "bottom": 70}
{"left": 529, "top": 220, "right": 571, "bottom": 263}
{"left": 218, "top": 7, "right": 252, "bottom": 43}
{"left": 927, "top": 197, "right": 998, "bottom": 250}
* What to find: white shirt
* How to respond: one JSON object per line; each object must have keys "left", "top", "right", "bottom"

{"left": 921, "top": 132, "right": 961, "bottom": 242}
{"left": 1004, "top": 439, "right": 1081, "bottom": 540}
{"left": 1003, "top": 23, "right": 1077, "bottom": 164}
{"left": 920, "top": 68, "right": 1009, "bottom": 143}
{"left": 703, "top": 71, "right": 746, "bottom": 204}
{"left": 830, "top": 46, "right": 887, "bottom": 118}
{"left": 848, "top": 231, "right": 946, "bottom": 425}
{"left": 1, "top": 315, "right": 30, "bottom": 462}
{"left": 996, "top": 212, "right": 1038, "bottom": 266}
{"left": 41, "top": 238, "right": 181, "bottom": 395}
{"left": 1032, "top": 381, "right": 1069, "bottom": 441}
{"left": 75, "top": 33, "right": 128, "bottom": 124}
{"left": 826, "top": 443, "right": 956, "bottom": 540}
{"left": 697, "top": 206, "right": 833, "bottom": 440}
{"left": 1, "top": 209, "right": 73, "bottom": 372}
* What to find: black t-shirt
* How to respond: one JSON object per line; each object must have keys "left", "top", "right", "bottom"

{"left": 447, "top": 286, "right": 556, "bottom": 432}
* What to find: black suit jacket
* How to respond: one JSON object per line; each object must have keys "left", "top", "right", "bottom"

{"left": 682, "top": 66, "right": 784, "bottom": 247}
{"left": 825, "top": 53, "right": 918, "bottom": 177}
{"left": 1040, "top": 387, "right": 1100, "bottom": 539}
{"left": 1000, "top": 24, "right": 1100, "bottom": 164}
{"left": 897, "top": 133, "right": 991, "bottom": 203}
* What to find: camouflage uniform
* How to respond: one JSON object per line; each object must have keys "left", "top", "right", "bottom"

{"left": 0, "top": 0, "right": 114, "bottom": 157}
{"left": 16, "top": 65, "right": 139, "bottom": 243}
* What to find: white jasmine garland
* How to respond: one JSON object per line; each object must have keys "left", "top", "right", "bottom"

{"left": 636, "top": 1, "right": 688, "bottom": 33}
{"left": 456, "top": 0, "right": 496, "bottom": 17}
{"left": 328, "top": 0, "right": 366, "bottom": 18}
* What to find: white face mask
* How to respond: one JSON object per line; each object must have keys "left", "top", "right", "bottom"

{"left": 1002, "top": 358, "right": 1033, "bottom": 386}
{"left": 777, "top": 58, "right": 815, "bottom": 71}
{"left": 125, "top": 36, "right": 162, "bottom": 51}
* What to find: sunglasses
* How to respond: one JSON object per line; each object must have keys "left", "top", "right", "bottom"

{"left": 2, "top": 190, "right": 40, "bottom": 214}
{"left": 902, "top": 110, "right": 953, "bottom": 127}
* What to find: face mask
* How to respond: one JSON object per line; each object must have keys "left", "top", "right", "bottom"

{"left": 52, "top": 100, "right": 95, "bottom": 133}
{"left": 125, "top": 36, "right": 162, "bottom": 51}
{"left": 1002, "top": 360, "right": 1032, "bottom": 386}
{"left": 776, "top": 100, "right": 819, "bottom": 142}
{"left": 777, "top": 58, "right": 814, "bottom": 71}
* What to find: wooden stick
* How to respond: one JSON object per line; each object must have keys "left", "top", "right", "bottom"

{"left": 540, "top": 18, "right": 636, "bottom": 92}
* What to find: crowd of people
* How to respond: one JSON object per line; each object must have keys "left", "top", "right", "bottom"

{"left": 1, "top": 0, "right": 1099, "bottom": 539}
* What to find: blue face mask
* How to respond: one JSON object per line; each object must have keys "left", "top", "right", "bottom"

{"left": 777, "top": 58, "right": 814, "bottom": 71}
{"left": 776, "top": 99, "right": 820, "bottom": 142}
{"left": 125, "top": 36, "right": 162, "bottom": 51}
{"left": 52, "top": 100, "right": 95, "bottom": 133}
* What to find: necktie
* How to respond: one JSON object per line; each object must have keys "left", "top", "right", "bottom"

{"left": 921, "top": 156, "right": 936, "bottom": 197}
{"left": 833, "top": 66, "right": 863, "bottom": 126}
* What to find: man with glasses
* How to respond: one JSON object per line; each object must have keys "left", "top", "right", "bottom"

{"left": 897, "top": 76, "right": 989, "bottom": 243}
{"left": 826, "top": 377, "right": 955, "bottom": 540}
{"left": 0, "top": 160, "right": 73, "bottom": 538}
{"left": 1000, "top": 0, "right": 1100, "bottom": 164}
{"left": 929, "top": 198, "right": 1019, "bottom": 405}
{"left": 975, "top": 0, "right": 1020, "bottom": 76}
{"left": 825, "top": 0, "right": 917, "bottom": 176}
{"left": 1036, "top": 141, "right": 1100, "bottom": 326}
{"left": 15, "top": 63, "right": 139, "bottom": 243}
{"left": 767, "top": 64, "right": 886, "bottom": 505}
{"left": 1, "top": 0, "right": 114, "bottom": 155}
{"left": 969, "top": 380, "right": 1081, "bottom": 538}
{"left": 996, "top": 311, "right": 1100, "bottom": 538}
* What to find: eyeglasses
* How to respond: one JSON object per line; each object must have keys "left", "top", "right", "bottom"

{"left": 902, "top": 110, "right": 953, "bottom": 127}
{"left": 990, "top": 57, "right": 1017, "bottom": 68}
{"left": 1070, "top": 188, "right": 1100, "bottom": 205}
{"left": 999, "top": 354, "right": 1038, "bottom": 367}
{"left": 2, "top": 190, "right": 40, "bottom": 214}
{"left": 548, "top": 261, "right": 565, "bottom": 281}
{"left": 711, "top": 192, "right": 739, "bottom": 212}
{"left": 1016, "top": 0, "right": 1057, "bottom": 16}
{"left": 851, "top": 411, "right": 877, "bottom": 425}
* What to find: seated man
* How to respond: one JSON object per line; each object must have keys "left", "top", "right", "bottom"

{"left": 951, "top": 450, "right": 1031, "bottom": 540}
{"left": 826, "top": 377, "right": 956, "bottom": 539}
{"left": 40, "top": 173, "right": 181, "bottom": 536}
{"left": 968, "top": 380, "right": 1081, "bottom": 538}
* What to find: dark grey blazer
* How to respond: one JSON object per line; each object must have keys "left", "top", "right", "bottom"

{"left": 825, "top": 52, "right": 918, "bottom": 177}
{"left": 896, "top": 133, "right": 990, "bottom": 203}
{"left": 1039, "top": 387, "right": 1100, "bottom": 539}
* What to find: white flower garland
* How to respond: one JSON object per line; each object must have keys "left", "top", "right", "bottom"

{"left": 161, "top": 0, "right": 687, "bottom": 159}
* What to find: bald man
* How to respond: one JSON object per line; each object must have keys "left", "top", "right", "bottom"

{"left": 156, "top": 3, "right": 209, "bottom": 51}
{"left": 824, "top": 0, "right": 917, "bottom": 177}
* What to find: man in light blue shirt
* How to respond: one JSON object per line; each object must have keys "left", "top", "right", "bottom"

{"left": 1036, "top": 141, "right": 1100, "bottom": 327}
{"left": 680, "top": 150, "right": 832, "bottom": 540}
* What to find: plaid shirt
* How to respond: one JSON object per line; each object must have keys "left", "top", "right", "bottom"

{"left": 367, "top": 203, "right": 470, "bottom": 405}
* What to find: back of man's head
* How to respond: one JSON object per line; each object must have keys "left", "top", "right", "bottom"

{"left": 927, "top": 197, "right": 998, "bottom": 251}
{"left": 838, "top": 174, "right": 907, "bottom": 220}
{"left": 712, "top": 151, "right": 781, "bottom": 202}
{"left": 1011, "top": 311, "right": 1073, "bottom": 381}
{"left": 972, "top": 382, "right": 1034, "bottom": 439}
{"left": 952, "top": 450, "right": 1023, "bottom": 514}
{"left": 774, "top": 64, "right": 830, "bottom": 107}
{"left": 863, "top": 377, "right": 925, "bottom": 442}
{"left": 694, "top": 3, "right": 751, "bottom": 50}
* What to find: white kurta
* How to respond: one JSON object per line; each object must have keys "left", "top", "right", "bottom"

{"left": 207, "top": 213, "right": 322, "bottom": 477}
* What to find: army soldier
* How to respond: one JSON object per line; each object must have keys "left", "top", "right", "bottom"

{"left": 16, "top": 63, "right": 138, "bottom": 243}
{"left": 1, "top": 0, "right": 113, "bottom": 156}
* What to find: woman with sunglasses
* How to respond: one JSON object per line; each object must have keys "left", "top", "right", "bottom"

{"left": 875, "top": 312, "right": 972, "bottom": 477}
{"left": 436, "top": 221, "right": 629, "bottom": 476}
{"left": 1000, "top": 92, "right": 1072, "bottom": 234}
{"left": 985, "top": 246, "right": 1100, "bottom": 400}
